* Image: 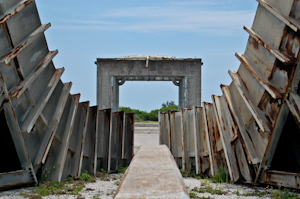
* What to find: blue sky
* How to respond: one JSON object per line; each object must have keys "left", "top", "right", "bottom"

{"left": 36, "top": 0, "right": 257, "bottom": 112}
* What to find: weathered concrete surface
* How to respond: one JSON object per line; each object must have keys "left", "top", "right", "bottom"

{"left": 114, "top": 145, "right": 189, "bottom": 199}
{"left": 96, "top": 57, "right": 202, "bottom": 111}
{"left": 134, "top": 123, "right": 159, "bottom": 154}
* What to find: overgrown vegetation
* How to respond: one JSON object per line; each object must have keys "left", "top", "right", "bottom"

{"left": 181, "top": 166, "right": 228, "bottom": 183}
{"left": 119, "top": 100, "right": 178, "bottom": 122}
{"left": 80, "top": 170, "right": 96, "bottom": 182}
{"left": 184, "top": 167, "right": 300, "bottom": 199}
{"left": 211, "top": 167, "right": 228, "bottom": 183}
{"left": 271, "top": 187, "right": 300, "bottom": 199}
{"left": 19, "top": 169, "right": 125, "bottom": 198}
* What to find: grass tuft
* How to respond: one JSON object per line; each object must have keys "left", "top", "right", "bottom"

{"left": 79, "top": 170, "right": 95, "bottom": 182}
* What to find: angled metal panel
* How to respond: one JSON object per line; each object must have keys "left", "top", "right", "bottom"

{"left": 81, "top": 106, "right": 98, "bottom": 175}
{"left": 96, "top": 108, "right": 111, "bottom": 171}
{"left": 20, "top": 68, "right": 64, "bottom": 133}
{"left": 44, "top": 94, "right": 80, "bottom": 182}
{"left": 108, "top": 111, "right": 124, "bottom": 172}
{"left": 203, "top": 102, "right": 228, "bottom": 176}
{"left": 122, "top": 113, "right": 134, "bottom": 165}
{"left": 32, "top": 82, "right": 72, "bottom": 166}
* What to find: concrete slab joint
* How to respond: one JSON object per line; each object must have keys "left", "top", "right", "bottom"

{"left": 96, "top": 56, "right": 203, "bottom": 112}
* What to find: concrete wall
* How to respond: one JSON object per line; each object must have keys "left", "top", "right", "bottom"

{"left": 96, "top": 58, "right": 203, "bottom": 111}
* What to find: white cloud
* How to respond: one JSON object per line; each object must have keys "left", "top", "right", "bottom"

{"left": 53, "top": 4, "right": 255, "bottom": 36}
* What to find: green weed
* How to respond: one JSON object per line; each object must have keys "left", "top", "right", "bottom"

{"left": 117, "top": 166, "right": 128, "bottom": 173}
{"left": 80, "top": 170, "right": 95, "bottom": 182}
{"left": 19, "top": 192, "right": 42, "bottom": 199}
{"left": 241, "top": 192, "right": 268, "bottom": 197}
{"left": 211, "top": 167, "right": 228, "bottom": 183}
{"left": 180, "top": 169, "right": 202, "bottom": 179}
{"left": 272, "top": 188, "right": 300, "bottom": 199}
{"left": 192, "top": 185, "right": 225, "bottom": 195}
{"left": 189, "top": 192, "right": 197, "bottom": 198}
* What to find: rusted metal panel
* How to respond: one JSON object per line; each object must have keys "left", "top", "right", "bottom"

{"left": 256, "top": 0, "right": 298, "bottom": 31}
{"left": 0, "top": 23, "right": 50, "bottom": 65}
{"left": 19, "top": 67, "right": 64, "bottom": 133}
{"left": 236, "top": 53, "right": 282, "bottom": 99}
{"left": 193, "top": 106, "right": 211, "bottom": 175}
{"left": 81, "top": 106, "right": 98, "bottom": 175}
{"left": 229, "top": 70, "right": 271, "bottom": 133}
{"left": 0, "top": 169, "right": 34, "bottom": 189}
{"left": 169, "top": 111, "right": 178, "bottom": 158}
{"left": 212, "top": 95, "right": 240, "bottom": 182}
{"left": 44, "top": 94, "right": 80, "bottom": 182}
{"left": 62, "top": 101, "right": 89, "bottom": 180}
{"left": 0, "top": 72, "right": 37, "bottom": 186}
{"left": 122, "top": 113, "right": 134, "bottom": 165}
{"left": 33, "top": 82, "right": 72, "bottom": 166}
{"left": 159, "top": 111, "right": 170, "bottom": 147}
{"left": 96, "top": 108, "right": 111, "bottom": 171}
{"left": 174, "top": 111, "right": 183, "bottom": 160}
{"left": 0, "top": 0, "right": 33, "bottom": 25}
{"left": 203, "top": 102, "right": 228, "bottom": 176}
{"left": 181, "top": 108, "right": 189, "bottom": 171}
{"left": 180, "top": 108, "right": 195, "bottom": 171}
{"left": 262, "top": 170, "right": 300, "bottom": 189}
{"left": 221, "top": 84, "right": 260, "bottom": 165}
{"left": 287, "top": 92, "right": 300, "bottom": 129}
{"left": 10, "top": 50, "right": 58, "bottom": 98}
{"left": 244, "top": 26, "right": 290, "bottom": 63}
{"left": 72, "top": 102, "right": 90, "bottom": 179}
{"left": 108, "top": 111, "right": 125, "bottom": 172}
{"left": 235, "top": 141, "right": 252, "bottom": 182}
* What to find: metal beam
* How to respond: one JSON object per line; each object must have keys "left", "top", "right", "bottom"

{"left": 256, "top": 0, "right": 300, "bottom": 32}
{"left": 229, "top": 70, "right": 271, "bottom": 132}
{"left": 244, "top": 26, "right": 291, "bottom": 63}
{"left": 0, "top": 0, "right": 33, "bottom": 24}
{"left": 10, "top": 50, "right": 58, "bottom": 98}
{"left": 235, "top": 53, "right": 282, "bottom": 99}
{"left": 0, "top": 23, "right": 51, "bottom": 65}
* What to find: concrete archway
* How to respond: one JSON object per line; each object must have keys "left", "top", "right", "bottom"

{"left": 96, "top": 56, "right": 203, "bottom": 112}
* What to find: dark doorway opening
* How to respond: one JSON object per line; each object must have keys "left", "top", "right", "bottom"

{"left": 270, "top": 112, "right": 300, "bottom": 173}
{"left": 0, "top": 110, "right": 22, "bottom": 173}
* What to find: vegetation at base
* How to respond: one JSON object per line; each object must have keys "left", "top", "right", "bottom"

{"left": 180, "top": 169, "right": 203, "bottom": 179}
{"left": 211, "top": 166, "right": 228, "bottom": 183}
{"left": 119, "top": 101, "right": 178, "bottom": 122}
{"left": 192, "top": 185, "right": 226, "bottom": 195}
{"left": 79, "top": 170, "right": 95, "bottom": 182}
{"left": 189, "top": 192, "right": 197, "bottom": 198}
{"left": 117, "top": 166, "right": 128, "bottom": 173}
{"left": 270, "top": 187, "right": 300, "bottom": 199}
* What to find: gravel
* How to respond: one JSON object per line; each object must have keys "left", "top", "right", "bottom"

{"left": 1, "top": 174, "right": 300, "bottom": 199}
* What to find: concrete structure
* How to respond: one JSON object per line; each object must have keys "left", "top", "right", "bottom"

{"left": 96, "top": 56, "right": 203, "bottom": 112}
{"left": 114, "top": 145, "right": 189, "bottom": 199}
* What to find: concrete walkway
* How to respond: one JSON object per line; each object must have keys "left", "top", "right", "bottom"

{"left": 114, "top": 145, "right": 189, "bottom": 199}
{"left": 134, "top": 123, "right": 159, "bottom": 154}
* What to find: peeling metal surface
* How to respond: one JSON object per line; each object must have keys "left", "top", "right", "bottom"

{"left": 160, "top": 0, "right": 300, "bottom": 190}
{"left": 0, "top": 1, "right": 134, "bottom": 189}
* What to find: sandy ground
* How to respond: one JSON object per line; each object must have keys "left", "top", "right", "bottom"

{"left": 1, "top": 123, "right": 299, "bottom": 198}
{"left": 1, "top": 175, "right": 298, "bottom": 199}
